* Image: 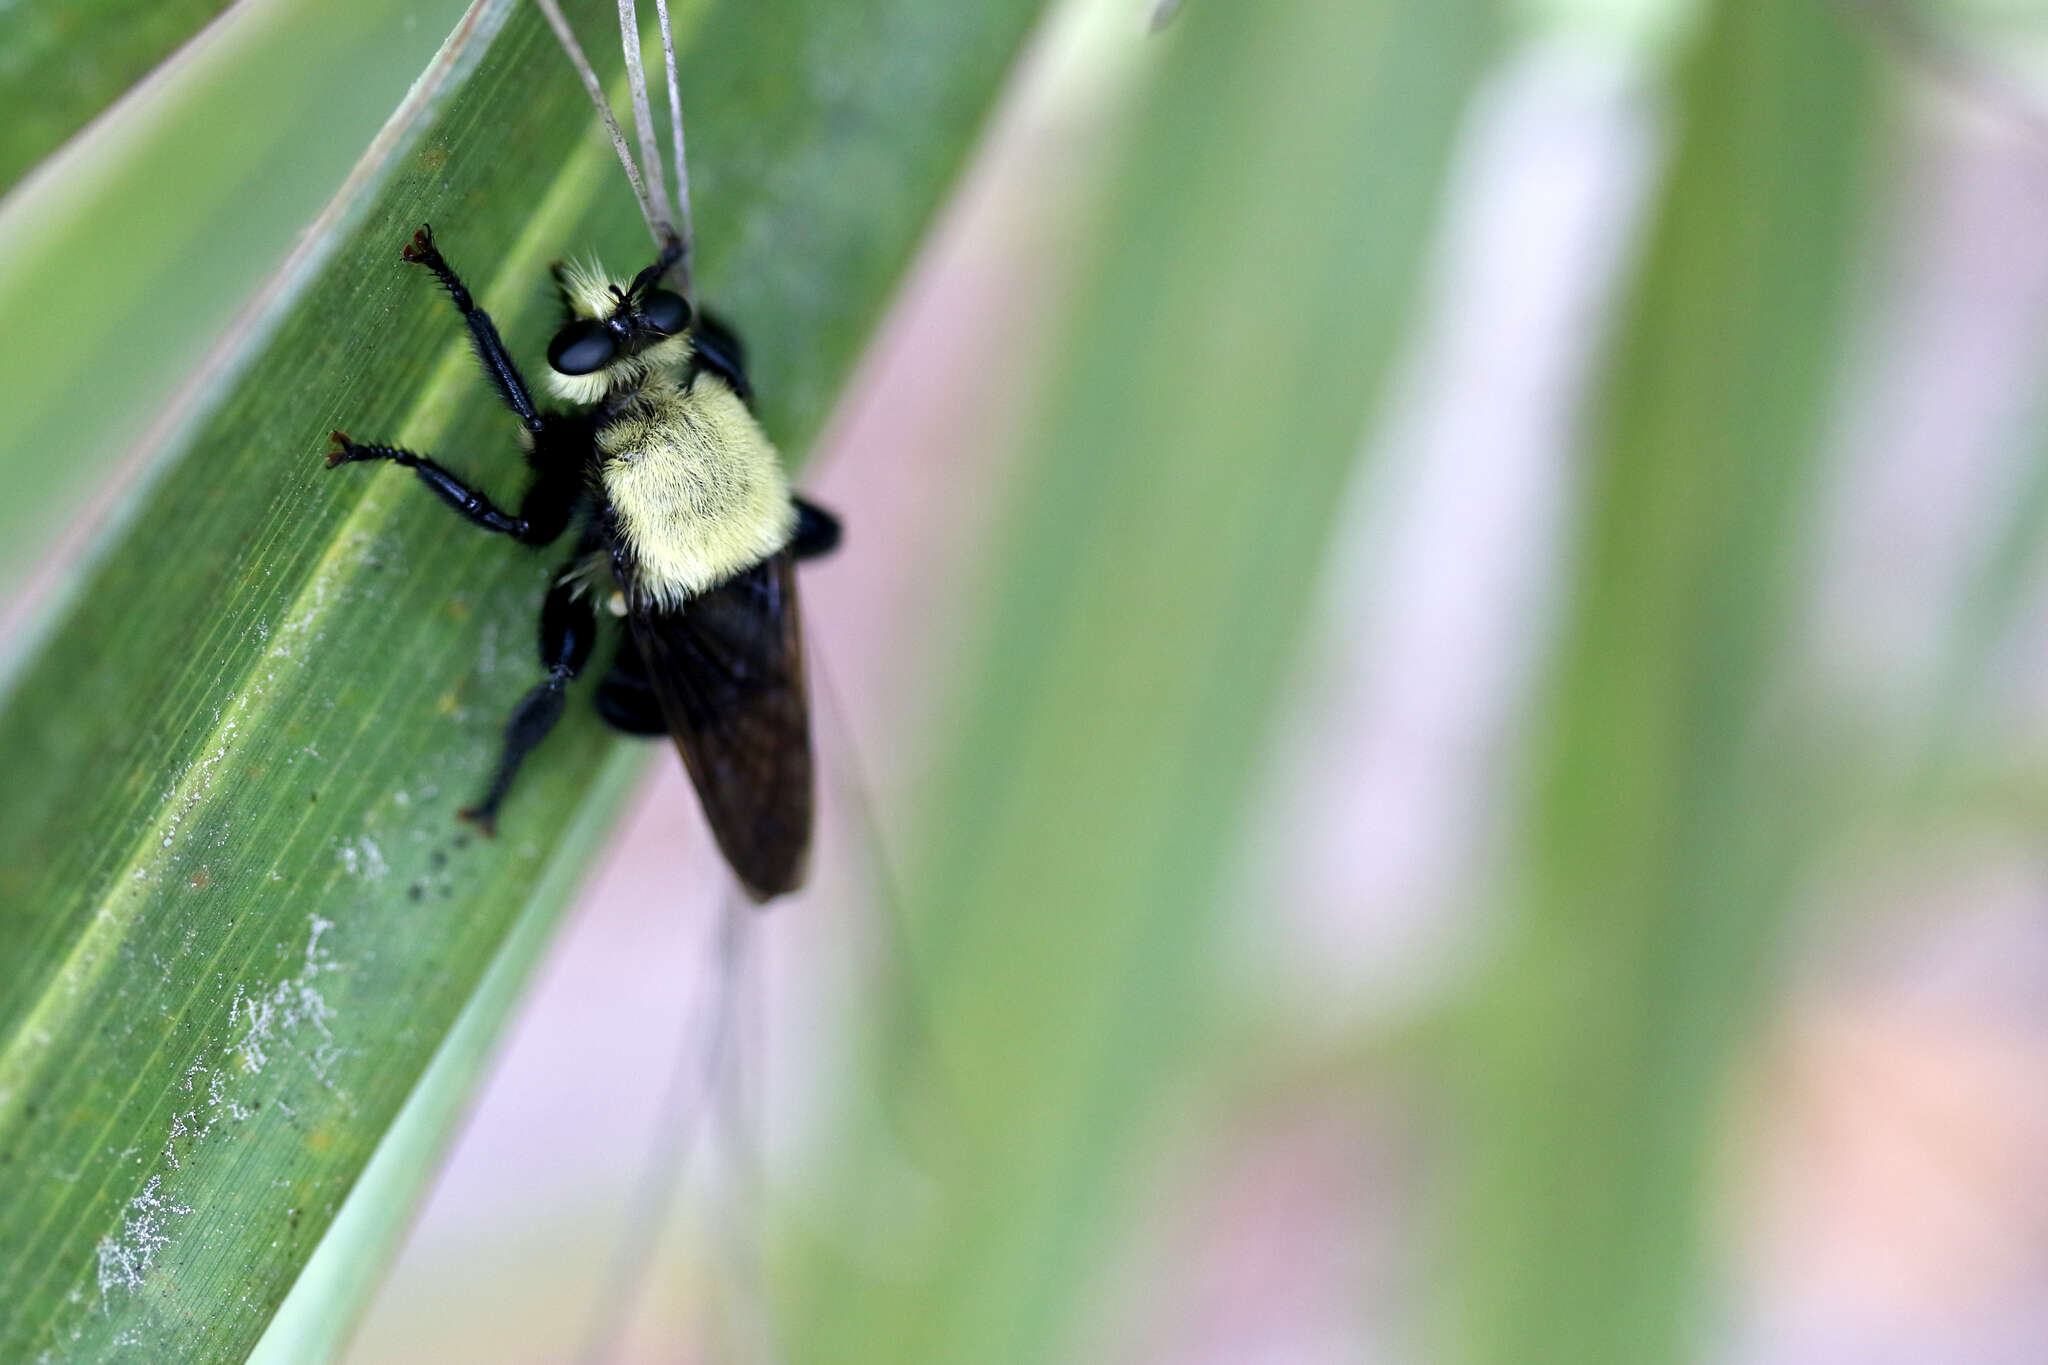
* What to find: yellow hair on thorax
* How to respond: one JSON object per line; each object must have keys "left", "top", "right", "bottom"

{"left": 600, "top": 375, "right": 796, "bottom": 606}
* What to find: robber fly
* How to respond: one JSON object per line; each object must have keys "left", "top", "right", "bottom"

{"left": 327, "top": 2, "right": 836, "bottom": 902}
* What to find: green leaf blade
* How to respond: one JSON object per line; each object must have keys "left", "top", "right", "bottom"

{"left": 0, "top": 0, "right": 1052, "bottom": 1355}
{"left": 0, "top": 0, "right": 479, "bottom": 621}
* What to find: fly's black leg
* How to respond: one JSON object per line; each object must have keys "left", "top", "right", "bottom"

{"left": 593, "top": 634, "right": 669, "bottom": 737}
{"left": 790, "top": 496, "right": 841, "bottom": 561}
{"left": 461, "top": 575, "right": 599, "bottom": 835}
{"left": 512, "top": 465, "right": 584, "bottom": 547}
{"left": 402, "top": 225, "right": 545, "bottom": 435}
{"left": 687, "top": 310, "right": 753, "bottom": 405}
{"left": 328, "top": 431, "right": 540, "bottom": 541}
{"left": 330, "top": 228, "right": 593, "bottom": 545}
{"left": 625, "top": 233, "right": 688, "bottom": 298}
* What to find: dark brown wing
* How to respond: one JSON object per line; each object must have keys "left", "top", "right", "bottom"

{"left": 630, "top": 554, "right": 813, "bottom": 902}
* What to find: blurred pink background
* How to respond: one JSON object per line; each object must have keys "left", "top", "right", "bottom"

{"left": 344, "top": 15, "right": 2048, "bottom": 1365}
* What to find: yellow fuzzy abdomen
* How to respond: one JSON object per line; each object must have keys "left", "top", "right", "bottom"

{"left": 599, "top": 377, "right": 795, "bottom": 607}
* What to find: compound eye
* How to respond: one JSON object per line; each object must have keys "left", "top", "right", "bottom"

{"left": 548, "top": 320, "right": 616, "bottom": 375}
{"left": 640, "top": 289, "right": 689, "bottom": 336}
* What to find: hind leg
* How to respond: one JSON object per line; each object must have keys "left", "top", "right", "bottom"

{"left": 593, "top": 634, "right": 669, "bottom": 737}
{"left": 461, "top": 576, "right": 598, "bottom": 833}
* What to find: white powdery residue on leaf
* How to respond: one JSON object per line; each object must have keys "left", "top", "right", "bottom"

{"left": 227, "top": 915, "right": 344, "bottom": 1087}
{"left": 337, "top": 836, "right": 389, "bottom": 881}
{"left": 94, "top": 1175, "right": 192, "bottom": 1297}
{"left": 162, "top": 1111, "right": 189, "bottom": 1170}
{"left": 150, "top": 718, "right": 243, "bottom": 860}
{"left": 128, "top": 914, "right": 349, "bottom": 1270}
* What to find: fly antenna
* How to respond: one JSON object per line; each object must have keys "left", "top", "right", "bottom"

{"left": 652, "top": 0, "right": 695, "bottom": 300}
{"left": 533, "top": 0, "right": 669, "bottom": 250}
{"left": 613, "top": 1, "right": 675, "bottom": 242}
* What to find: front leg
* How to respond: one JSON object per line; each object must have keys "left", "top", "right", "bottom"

{"left": 328, "top": 431, "right": 535, "bottom": 540}
{"left": 401, "top": 225, "right": 544, "bottom": 435}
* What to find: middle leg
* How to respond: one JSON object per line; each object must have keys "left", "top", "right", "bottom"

{"left": 328, "top": 432, "right": 535, "bottom": 539}
{"left": 327, "top": 429, "right": 583, "bottom": 546}
{"left": 790, "top": 496, "right": 841, "bottom": 561}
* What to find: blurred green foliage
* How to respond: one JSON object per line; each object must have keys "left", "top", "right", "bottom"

{"left": 0, "top": 0, "right": 232, "bottom": 193}
{"left": 779, "top": 2, "right": 1496, "bottom": 1362}
{"left": 1455, "top": 2, "right": 1877, "bottom": 1362}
